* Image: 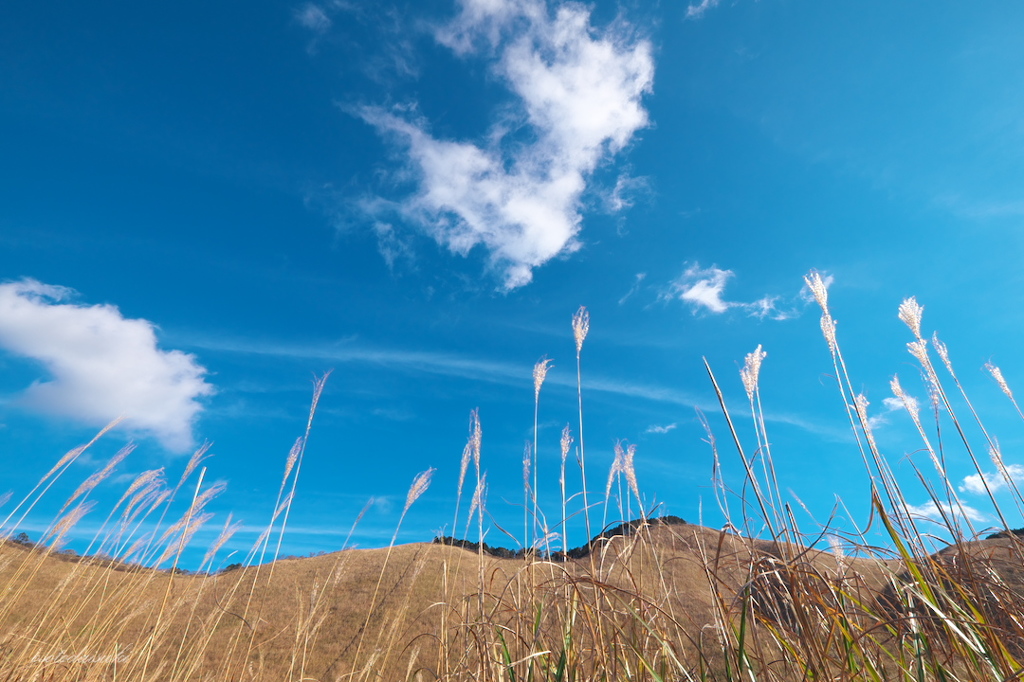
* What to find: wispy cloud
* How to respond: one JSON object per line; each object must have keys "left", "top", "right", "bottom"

{"left": 185, "top": 334, "right": 852, "bottom": 440}
{"left": 961, "top": 464, "right": 1024, "bottom": 495}
{"left": 192, "top": 334, "right": 710, "bottom": 406}
{"left": 0, "top": 280, "right": 213, "bottom": 451}
{"left": 672, "top": 264, "right": 732, "bottom": 313}
{"left": 685, "top": 0, "right": 721, "bottom": 20}
{"left": 664, "top": 263, "right": 813, "bottom": 320}
{"left": 645, "top": 422, "right": 677, "bottom": 434}
{"left": 606, "top": 172, "right": 650, "bottom": 213}
{"left": 373, "top": 222, "right": 416, "bottom": 271}
{"left": 359, "top": 0, "right": 655, "bottom": 289}
{"left": 904, "top": 500, "right": 987, "bottom": 523}
{"left": 296, "top": 3, "right": 332, "bottom": 33}
{"left": 935, "top": 193, "right": 1024, "bottom": 220}
{"left": 618, "top": 272, "right": 647, "bottom": 305}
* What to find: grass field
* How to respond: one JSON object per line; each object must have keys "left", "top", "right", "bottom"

{"left": 1, "top": 271, "right": 1023, "bottom": 681}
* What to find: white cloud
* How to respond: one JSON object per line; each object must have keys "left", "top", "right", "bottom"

{"left": 645, "top": 422, "right": 677, "bottom": 434}
{"left": 685, "top": 0, "right": 721, "bottom": 20}
{"left": 361, "top": 0, "right": 654, "bottom": 289}
{"left": 866, "top": 395, "right": 915, "bottom": 430}
{"left": 666, "top": 263, "right": 822, "bottom": 320}
{"left": 296, "top": 3, "right": 332, "bottom": 33}
{"left": 904, "top": 500, "right": 987, "bottom": 523}
{"left": 606, "top": 173, "right": 649, "bottom": 213}
{"left": 666, "top": 264, "right": 781, "bottom": 318}
{"left": 671, "top": 264, "right": 732, "bottom": 313}
{"left": 865, "top": 415, "right": 886, "bottom": 430}
{"left": 748, "top": 295, "right": 787, "bottom": 320}
{"left": 883, "top": 396, "right": 910, "bottom": 412}
{"left": 961, "top": 464, "right": 1024, "bottom": 495}
{"left": 0, "top": 280, "right": 214, "bottom": 452}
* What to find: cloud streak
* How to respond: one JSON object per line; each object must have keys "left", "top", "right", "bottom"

{"left": 685, "top": 0, "right": 721, "bottom": 20}
{"left": 296, "top": 3, "right": 332, "bottom": 33}
{"left": 0, "top": 280, "right": 213, "bottom": 451}
{"left": 185, "top": 334, "right": 853, "bottom": 440}
{"left": 360, "top": 0, "right": 654, "bottom": 289}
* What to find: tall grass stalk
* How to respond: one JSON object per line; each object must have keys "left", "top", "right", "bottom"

{"left": 140, "top": 466, "right": 206, "bottom": 681}
{"left": 560, "top": 424, "right": 572, "bottom": 553}
{"left": 533, "top": 357, "right": 552, "bottom": 550}
{"left": 572, "top": 306, "right": 592, "bottom": 547}
{"left": 351, "top": 466, "right": 434, "bottom": 679}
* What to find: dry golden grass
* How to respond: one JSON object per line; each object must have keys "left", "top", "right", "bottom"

{"left": 3, "top": 518, "right": 1022, "bottom": 681}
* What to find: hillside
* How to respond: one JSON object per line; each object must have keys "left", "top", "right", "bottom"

{"left": 3, "top": 519, "right": 1021, "bottom": 680}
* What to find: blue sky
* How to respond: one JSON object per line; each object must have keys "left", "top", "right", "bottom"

{"left": 2, "top": 0, "right": 1024, "bottom": 567}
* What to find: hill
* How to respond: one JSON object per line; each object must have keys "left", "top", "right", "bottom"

{"left": 2, "top": 518, "right": 1022, "bottom": 680}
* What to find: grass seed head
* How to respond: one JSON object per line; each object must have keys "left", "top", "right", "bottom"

{"left": 606, "top": 442, "right": 626, "bottom": 500}
{"left": 47, "top": 500, "right": 95, "bottom": 546}
{"left": 854, "top": 392, "right": 869, "bottom": 418}
{"left": 283, "top": 437, "right": 302, "bottom": 483}
{"left": 468, "top": 471, "right": 487, "bottom": 521}
{"left": 146, "top": 489, "right": 172, "bottom": 515}
{"left": 986, "top": 361, "right": 1014, "bottom": 400}
{"left": 41, "top": 418, "right": 123, "bottom": 484}
{"left": 624, "top": 443, "right": 640, "bottom": 504}
{"left": 122, "top": 534, "right": 150, "bottom": 563}
{"left": 533, "top": 357, "right": 553, "bottom": 400}
{"left": 157, "top": 511, "right": 214, "bottom": 565}
{"left": 457, "top": 442, "right": 472, "bottom": 495}
{"left": 740, "top": 345, "right": 767, "bottom": 400}
{"left": 176, "top": 442, "right": 212, "bottom": 493}
{"left": 804, "top": 270, "right": 830, "bottom": 310}
{"left": 854, "top": 393, "right": 883, "bottom": 456}
{"left": 470, "top": 409, "right": 482, "bottom": 473}
{"left": 989, "top": 444, "right": 1006, "bottom": 469}
{"left": 907, "top": 339, "right": 930, "bottom": 366}
{"left": 202, "top": 513, "right": 243, "bottom": 569}
{"left": 403, "top": 468, "right": 435, "bottom": 516}
{"left": 123, "top": 478, "right": 165, "bottom": 520}
{"left": 572, "top": 306, "right": 590, "bottom": 354}
{"left": 42, "top": 445, "right": 86, "bottom": 485}
{"left": 560, "top": 425, "right": 573, "bottom": 463}
{"left": 898, "top": 297, "right": 924, "bottom": 339}
{"left": 820, "top": 315, "right": 838, "bottom": 353}
{"left": 827, "top": 534, "right": 845, "bottom": 562}
{"left": 67, "top": 443, "right": 135, "bottom": 509}
{"left": 932, "top": 333, "right": 953, "bottom": 373}
{"left": 890, "top": 375, "right": 920, "bottom": 422}
{"left": 115, "top": 468, "right": 165, "bottom": 510}
{"left": 193, "top": 480, "right": 227, "bottom": 512}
